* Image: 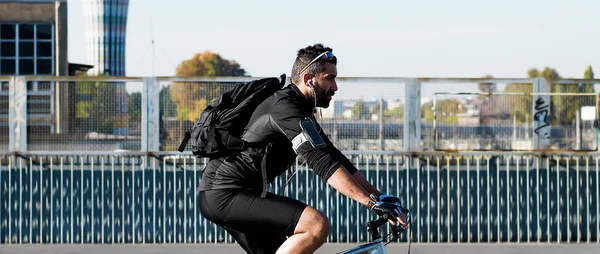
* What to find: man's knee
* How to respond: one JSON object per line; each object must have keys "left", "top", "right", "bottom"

{"left": 295, "top": 206, "right": 330, "bottom": 242}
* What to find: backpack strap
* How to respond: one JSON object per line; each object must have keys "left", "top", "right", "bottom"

{"left": 178, "top": 130, "right": 192, "bottom": 152}
{"left": 260, "top": 143, "right": 273, "bottom": 198}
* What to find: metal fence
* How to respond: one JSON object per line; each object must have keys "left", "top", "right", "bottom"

{"left": 1, "top": 152, "right": 599, "bottom": 244}
{"left": 433, "top": 92, "right": 598, "bottom": 151}
{"left": 422, "top": 79, "right": 600, "bottom": 151}
{"left": 2, "top": 76, "right": 600, "bottom": 245}
{"left": 0, "top": 78, "right": 10, "bottom": 152}
{"left": 3, "top": 76, "right": 599, "bottom": 153}
{"left": 155, "top": 77, "right": 408, "bottom": 152}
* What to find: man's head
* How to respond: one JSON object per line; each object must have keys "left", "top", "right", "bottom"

{"left": 291, "top": 43, "right": 338, "bottom": 108}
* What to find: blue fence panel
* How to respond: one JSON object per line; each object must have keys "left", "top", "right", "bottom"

{"left": 1, "top": 154, "right": 599, "bottom": 244}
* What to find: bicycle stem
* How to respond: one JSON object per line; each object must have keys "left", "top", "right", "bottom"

{"left": 366, "top": 217, "right": 388, "bottom": 240}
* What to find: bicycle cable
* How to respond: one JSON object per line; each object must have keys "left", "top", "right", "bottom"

{"left": 383, "top": 218, "right": 412, "bottom": 254}
{"left": 407, "top": 224, "right": 411, "bottom": 254}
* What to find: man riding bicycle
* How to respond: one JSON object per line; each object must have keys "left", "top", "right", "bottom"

{"left": 197, "top": 43, "right": 410, "bottom": 254}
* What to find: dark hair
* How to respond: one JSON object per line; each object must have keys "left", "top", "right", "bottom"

{"left": 291, "top": 43, "right": 337, "bottom": 84}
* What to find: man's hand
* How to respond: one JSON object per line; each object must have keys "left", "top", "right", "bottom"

{"left": 366, "top": 193, "right": 410, "bottom": 229}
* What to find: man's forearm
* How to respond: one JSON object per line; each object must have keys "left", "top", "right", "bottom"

{"left": 351, "top": 171, "right": 381, "bottom": 196}
{"left": 327, "top": 167, "right": 371, "bottom": 206}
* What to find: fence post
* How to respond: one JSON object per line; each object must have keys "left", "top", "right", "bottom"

{"left": 404, "top": 78, "right": 422, "bottom": 152}
{"left": 533, "top": 77, "right": 551, "bottom": 150}
{"left": 378, "top": 97, "right": 384, "bottom": 150}
{"left": 9, "top": 76, "right": 27, "bottom": 152}
{"left": 142, "top": 77, "right": 160, "bottom": 152}
{"left": 597, "top": 93, "right": 600, "bottom": 151}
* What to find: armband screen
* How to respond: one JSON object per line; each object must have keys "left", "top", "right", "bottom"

{"left": 300, "top": 118, "right": 326, "bottom": 148}
{"left": 291, "top": 118, "right": 326, "bottom": 153}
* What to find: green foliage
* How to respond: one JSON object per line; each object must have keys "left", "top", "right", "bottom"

{"left": 478, "top": 74, "right": 497, "bottom": 94}
{"left": 175, "top": 50, "right": 247, "bottom": 77}
{"left": 352, "top": 100, "right": 370, "bottom": 119}
{"left": 73, "top": 72, "right": 122, "bottom": 133}
{"left": 500, "top": 83, "right": 533, "bottom": 123}
{"left": 171, "top": 51, "right": 247, "bottom": 122}
{"left": 159, "top": 87, "right": 178, "bottom": 151}
{"left": 75, "top": 101, "right": 90, "bottom": 118}
{"left": 502, "top": 66, "right": 596, "bottom": 125}
{"left": 584, "top": 65, "right": 594, "bottom": 79}
{"left": 370, "top": 103, "right": 381, "bottom": 115}
{"left": 384, "top": 105, "right": 404, "bottom": 119}
{"left": 89, "top": 82, "right": 118, "bottom": 133}
{"left": 127, "top": 92, "right": 142, "bottom": 122}
{"left": 422, "top": 98, "right": 466, "bottom": 123}
{"left": 160, "top": 87, "right": 177, "bottom": 118}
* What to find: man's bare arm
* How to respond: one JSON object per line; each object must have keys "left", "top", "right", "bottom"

{"left": 336, "top": 165, "right": 381, "bottom": 196}
{"left": 352, "top": 170, "right": 381, "bottom": 196}
{"left": 326, "top": 167, "right": 371, "bottom": 206}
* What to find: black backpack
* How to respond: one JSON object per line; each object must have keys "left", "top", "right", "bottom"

{"left": 177, "top": 74, "right": 286, "bottom": 157}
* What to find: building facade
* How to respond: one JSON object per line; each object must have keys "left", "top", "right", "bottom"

{"left": 0, "top": 0, "right": 69, "bottom": 144}
{"left": 0, "top": 0, "right": 68, "bottom": 77}
{"left": 82, "top": 0, "right": 130, "bottom": 135}
{"left": 82, "top": 0, "right": 129, "bottom": 76}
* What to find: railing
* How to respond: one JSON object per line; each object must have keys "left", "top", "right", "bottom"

{"left": 2, "top": 76, "right": 600, "bottom": 245}
{"left": 1, "top": 152, "right": 599, "bottom": 244}
{"left": 2, "top": 76, "right": 600, "bottom": 153}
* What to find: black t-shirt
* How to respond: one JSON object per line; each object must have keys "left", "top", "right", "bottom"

{"left": 198, "top": 84, "right": 358, "bottom": 191}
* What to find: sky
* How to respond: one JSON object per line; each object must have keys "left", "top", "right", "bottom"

{"left": 66, "top": 0, "right": 600, "bottom": 99}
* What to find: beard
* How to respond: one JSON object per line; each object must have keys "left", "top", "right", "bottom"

{"left": 312, "top": 81, "right": 335, "bottom": 108}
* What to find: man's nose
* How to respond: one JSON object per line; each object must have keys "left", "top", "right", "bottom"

{"left": 331, "top": 81, "right": 338, "bottom": 91}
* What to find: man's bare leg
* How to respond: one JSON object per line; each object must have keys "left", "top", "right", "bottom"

{"left": 276, "top": 206, "right": 330, "bottom": 254}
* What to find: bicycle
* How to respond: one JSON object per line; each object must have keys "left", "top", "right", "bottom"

{"left": 337, "top": 213, "right": 412, "bottom": 254}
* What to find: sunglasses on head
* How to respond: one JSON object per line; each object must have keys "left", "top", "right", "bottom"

{"left": 299, "top": 51, "right": 335, "bottom": 74}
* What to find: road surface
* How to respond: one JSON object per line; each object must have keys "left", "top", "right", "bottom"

{"left": 1, "top": 243, "right": 599, "bottom": 254}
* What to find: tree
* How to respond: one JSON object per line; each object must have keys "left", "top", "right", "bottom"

{"left": 352, "top": 100, "right": 370, "bottom": 119}
{"left": 175, "top": 50, "right": 247, "bottom": 77}
{"left": 477, "top": 75, "right": 498, "bottom": 115}
{"left": 159, "top": 87, "right": 178, "bottom": 150}
{"left": 371, "top": 103, "right": 381, "bottom": 115}
{"left": 384, "top": 106, "right": 404, "bottom": 121}
{"left": 502, "top": 67, "right": 561, "bottom": 124}
{"left": 421, "top": 99, "right": 465, "bottom": 123}
{"left": 170, "top": 51, "right": 247, "bottom": 122}
{"left": 160, "top": 87, "right": 177, "bottom": 118}
{"left": 537, "top": 67, "right": 586, "bottom": 126}
{"left": 499, "top": 82, "right": 532, "bottom": 123}
{"left": 478, "top": 74, "right": 497, "bottom": 94}
{"left": 127, "top": 92, "right": 142, "bottom": 122}
{"left": 578, "top": 65, "right": 596, "bottom": 122}
{"left": 502, "top": 66, "right": 595, "bottom": 126}
{"left": 73, "top": 72, "right": 126, "bottom": 134}
{"left": 89, "top": 81, "right": 118, "bottom": 133}
{"left": 582, "top": 65, "right": 595, "bottom": 100}
{"left": 584, "top": 65, "right": 594, "bottom": 80}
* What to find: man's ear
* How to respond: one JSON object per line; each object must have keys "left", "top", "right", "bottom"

{"left": 302, "top": 73, "right": 312, "bottom": 86}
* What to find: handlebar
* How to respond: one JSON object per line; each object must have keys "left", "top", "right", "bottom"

{"left": 366, "top": 213, "right": 408, "bottom": 242}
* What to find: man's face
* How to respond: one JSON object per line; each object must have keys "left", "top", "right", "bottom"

{"left": 312, "top": 63, "right": 338, "bottom": 108}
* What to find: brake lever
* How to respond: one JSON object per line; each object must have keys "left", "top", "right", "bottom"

{"left": 384, "top": 223, "right": 403, "bottom": 245}
{"left": 384, "top": 211, "right": 410, "bottom": 245}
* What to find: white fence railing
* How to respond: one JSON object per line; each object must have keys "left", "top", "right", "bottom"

{"left": 2, "top": 76, "right": 600, "bottom": 153}
{"left": 1, "top": 152, "right": 599, "bottom": 244}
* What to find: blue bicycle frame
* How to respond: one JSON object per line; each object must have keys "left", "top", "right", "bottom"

{"left": 338, "top": 238, "right": 387, "bottom": 254}
{"left": 337, "top": 215, "right": 409, "bottom": 254}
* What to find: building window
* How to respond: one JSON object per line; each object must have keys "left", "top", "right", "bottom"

{"left": 26, "top": 81, "right": 54, "bottom": 115}
{"left": 0, "top": 23, "right": 54, "bottom": 75}
{"left": 0, "top": 81, "right": 54, "bottom": 116}
{"left": 0, "top": 81, "right": 7, "bottom": 114}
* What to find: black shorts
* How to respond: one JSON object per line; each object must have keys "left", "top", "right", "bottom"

{"left": 198, "top": 188, "right": 307, "bottom": 254}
